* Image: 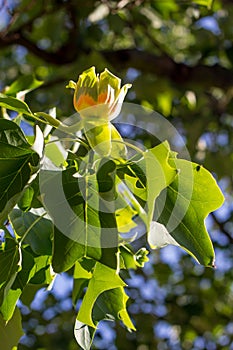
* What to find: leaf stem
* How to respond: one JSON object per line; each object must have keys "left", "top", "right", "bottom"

{"left": 112, "top": 139, "right": 145, "bottom": 155}
{"left": 46, "top": 137, "right": 89, "bottom": 150}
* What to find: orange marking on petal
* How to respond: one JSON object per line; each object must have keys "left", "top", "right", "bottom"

{"left": 75, "top": 94, "right": 97, "bottom": 111}
{"left": 98, "top": 92, "right": 108, "bottom": 104}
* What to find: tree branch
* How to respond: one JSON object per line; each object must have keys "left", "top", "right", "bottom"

{"left": 1, "top": 31, "right": 233, "bottom": 90}
{"left": 102, "top": 49, "right": 233, "bottom": 90}
{"left": 211, "top": 212, "right": 233, "bottom": 244}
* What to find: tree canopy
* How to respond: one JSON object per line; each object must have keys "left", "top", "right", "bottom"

{"left": 0, "top": 0, "right": 233, "bottom": 349}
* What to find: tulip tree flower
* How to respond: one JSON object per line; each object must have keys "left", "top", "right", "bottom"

{"left": 68, "top": 66, "right": 131, "bottom": 121}
{"left": 67, "top": 67, "right": 131, "bottom": 157}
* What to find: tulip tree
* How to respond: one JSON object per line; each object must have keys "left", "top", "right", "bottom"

{"left": 0, "top": 66, "right": 224, "bottom": 350}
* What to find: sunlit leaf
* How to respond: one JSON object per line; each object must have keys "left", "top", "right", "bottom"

{"left": 5, "top": 74, "right": 43, "bottom": 97}
{"left": 77, "top": 262, "right": 126, "bottom": 328}
{"left": 143, "top": 141, "right": 177, "bottom": 225}
{"left": 0, "top": 93, "right": 33, "bottom": 116}
{"left": 155, "top": 161, "right": 224, "bottom": 266}
{"left": 72, "top": 259, "right": 95, "bottom": 306}
{"left": 93, "top": 287, "right": 135, "bottom": 330}
{"left": 192, "top": 0, "right": 213, "bottom": 9}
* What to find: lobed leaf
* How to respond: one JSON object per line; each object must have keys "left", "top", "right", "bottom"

{"left": 0, "top": 120, "right": 41, "bottom": 225}
{"left": 77, "top": 262, "right": 126, "bottom": 328}
{"left": 155, "top": 160, "right": 224, "bottom": 266}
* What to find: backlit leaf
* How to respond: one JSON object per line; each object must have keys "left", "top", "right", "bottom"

{"left": 0, "top": 93, "right": 33, "bottom": 116}
{"left": 155, "top": 160, "right": 224, "bottom": 266}
{"left": 77, "top": 262, "right": 126, "bottom": 328}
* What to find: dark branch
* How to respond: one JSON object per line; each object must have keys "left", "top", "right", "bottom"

{"left": 102, "top": 49, "right": 233, "bottom": 90}
{"left": 1, "top": 32, "right": 233, "bottom": 89}
{"left": 211, "top": 212, "right": 233, "bottom": 244}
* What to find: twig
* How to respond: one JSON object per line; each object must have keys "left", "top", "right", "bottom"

{"left": 211, "top": 212, "right": 233, "bottom": 244}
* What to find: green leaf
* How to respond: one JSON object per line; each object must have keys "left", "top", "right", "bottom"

{"left": 52, "top": 227, "right": 85, "bottom": 273}
{"left": 5, "top": 74, "right": 43, "bottom": 97}
{"left": 0, "top": 93, "right": 33, "bottom": 116}
{"left": 28, "top": 254, "right": 52, "bottom": 285}
{"left": 0, "top": 248, "right": 35, "bottom": 321}
{"left": 143, "top": 141, "right": 177, "bottom": 225}
{"left": 74, "top": 266, "right": 135, "bottom": 350}
{"left": 192, "top": 0, "right": 213, "bottom": 9}
{"left": 49, "top": 168, "right": 102, "bottom": 272}
{"left": 0, "top": 120, "right": 40, "bottom": 225}
{"left": 119, "top": 245, "right": 138, "bottom": 270}
{"left": 0, "top": 289, "right": 21, "bottom": 322}
{"left": 0, "top": 247, "right": 53, "bottom": 321}
{"left": 9, "top": 209, "right": 52, "bottom": 256}
{"left": 77, "top": 262, "right": 126, "bottom": 328}
{"left": 0, "top": 307, "right": 24, "bottom": 350}
{"left": 41, "top": 166, "right": 118, "bottom": 272}
{"left": 155, "top": 160, "right": 224, "bottom": 266}
{"left": 120, "top": 142, "right": 177, "bottom": 232}
{"left": 18, "top": 175, "right": 42, "bottom": 210}
{"left": 94, "top": 287, "right": 135, "bottom": 330}
{"left": 0, "top": 118, "right": 30, "bottom": 147}
{"left": 0, "top": 238, "right": 21, "bottom": 306}
{"left": 72, "top": 259, "right": 95, "bottom": 305}
{"left": 45, "top": 142, "right": 67, "bottom": 167}
{"left": 17, "top": 186, "right": 34, "bottom": 212}
{"left": 115, "top": 205, "right": 138, "bottom": 233}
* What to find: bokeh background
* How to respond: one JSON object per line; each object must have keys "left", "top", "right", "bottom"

{"left": 0, "top": 0, "right": 233, "bottom": 349}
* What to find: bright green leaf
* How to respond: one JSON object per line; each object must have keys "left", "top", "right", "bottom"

{"left": 0, "top": 93, "right": 33, "bottom": 116}
{"left": 156, "top": 160, "right": 224, "bottom": 266}
{"left": 143, "top": 141, "right": 177, "bottom": 225}
{"left": 192, "top": 0, "right": 213, "bottom": 9}
{"left": 94, "top": 287, "right": 135, "bottom": 330}
{"left": 72, "top": 259, "right": 95, "bottom": 305}
{"left": 29, "top": 254, "right": 52, "bottom": 285}
{"left": 77, "top": 262, "right": 126, "bottom": 328}
{"left": 115, "top": 205, "right": 138, "bottom": 233}
{"left": 5, "top": 74, "right": 43, "bottom": 97}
